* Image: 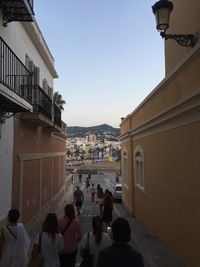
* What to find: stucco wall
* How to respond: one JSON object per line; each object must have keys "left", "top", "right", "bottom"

{"left": 0, "top": 9, "right": 65, "bottom": 227}
{"left": 121, "top": 139, "right": 135, "bottom": 214}
{"left": 0, "top": 14, "right": 54, "bottom": 87}
{"left": 12, "top": 115, "right": 66, "bottom": 223}
{"left": 132, "top": 122, "right": 200, "bottom": 267}
{"left": 120, "top": 44, "right": 200, "bottom": 132}
{"left": 0, "top": 118, "right": 13, "bottom": 220}
{"left": 165, "top": 0, "right": 200, "bottom": 74}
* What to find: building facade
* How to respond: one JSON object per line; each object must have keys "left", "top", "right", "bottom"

{"left": 120, "top": 1, "right": 200, "bottom": 267}
{"left": 0, "top": 0, "right": 67, "bottom": 231}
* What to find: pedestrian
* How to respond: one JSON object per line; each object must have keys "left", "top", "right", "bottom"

{"left": 0, "top": 208, "right": 30, "bottom": 267}
{"left": 86, "top": 176, "right": 90, "bottom": 189}
{"left": 102, "top": 189, "right": 113, "bottom": 226}
{"left": 90, "top": 184, "right": 96, "bottom": 202}
{"left": 73, "top": 186, "right": 84, "bottom": 215}
{"left": 58, "top": 204, "right": 81, "bottom": 267}
{"left": 115, "top": 171, "right": 120, "bottom": 183}
{"left": 31, "top": 213, "right": 63, "bottom": 267}
{"left": 97, "top": 188, "right": 104, "bottom": 216}
{"left": 97, "top": 217, "right": 144, "bottom": 267}
{"left": 96, "top": 184, "right": 101, "bottom": 199}
{"left": 79, "top": 174, "right": 82, "bottom": 184}
{"left": 80, "top": 216, "right": 111, "bottom": 267}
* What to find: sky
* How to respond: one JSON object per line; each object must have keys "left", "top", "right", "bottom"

{"left": 34, "top": 0, "right": 165, "bottom": 128}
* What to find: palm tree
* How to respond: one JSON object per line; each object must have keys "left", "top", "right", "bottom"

{"left": 53, "top": 91, "right": 66, "bottom": 111}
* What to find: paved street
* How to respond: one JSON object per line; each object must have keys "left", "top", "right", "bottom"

{"left": 55, "top": 172, "right": 188, "bottom": 267}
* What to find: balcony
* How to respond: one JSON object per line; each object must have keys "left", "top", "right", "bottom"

{"left": 0, "top": 36, "right": 63, "bottom": 130}
{"left": 22, "top": 93, "right": 63, "bottom": 130}
{"left": 21, "top": 85, "right": 53, "bottom": 126}
{"left": 53, "top": 103, "right": 62, "bottom": 127}
{"left": 0, "top": 36, "right": 33, "bottom": 113}
{"left": 0, "top": 0, "right": 34, "bottom": 26}
{"left": 33, "top": 85, "right": 52, "bottom": 119}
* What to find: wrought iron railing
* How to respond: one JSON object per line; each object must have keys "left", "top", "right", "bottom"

{"left": 33, "top": 85, "right": 52, "bottom": 119}
{"left": 0, "top": 37, "right": 63, "bottom": 125}
{"left": 0, "top": 36, "right": 32, "bottom": 103}
{"left": 27, "top": 0, "right": 34, "bottom": 11}
{"left": 53, "top": 103, "right": 62, "bottom": 127}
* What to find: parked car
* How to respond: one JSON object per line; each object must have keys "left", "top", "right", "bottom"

{"left": 113, "top": 183, "right": 122, "bottom": 202}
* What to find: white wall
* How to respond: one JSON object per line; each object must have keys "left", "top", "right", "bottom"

{"left": 0, "top": 14, "right": 55, "bottom": 87}
{"left": 0, "top": 11, "right": 57, "bottom": 220}
{"left": 0, "top": 118, "right": 13, "bottom": 220}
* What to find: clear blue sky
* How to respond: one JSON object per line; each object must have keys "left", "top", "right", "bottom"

{"left": 34, "top": 0, "right": 165, "bottom": 128}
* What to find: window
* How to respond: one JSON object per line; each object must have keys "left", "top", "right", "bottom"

{"left": 134, "top": 146, "right": 144, "bottom": 193}
{"left": 43, "top": 78, "right": 48, "bottom": 94}
{"left": 123, "top": 150, "right": 128, "bottom": 186}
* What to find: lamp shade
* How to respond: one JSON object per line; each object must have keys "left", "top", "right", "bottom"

{"left": 152, "top": 0, "right": 173, "bottom": 32}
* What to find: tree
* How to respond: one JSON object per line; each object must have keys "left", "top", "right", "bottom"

{"left": 53, "top": 91, "right": 66, "bottom": 111}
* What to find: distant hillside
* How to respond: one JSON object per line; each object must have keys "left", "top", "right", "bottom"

{"left": 67, "top": 124, "right": 120, "bottom": 138}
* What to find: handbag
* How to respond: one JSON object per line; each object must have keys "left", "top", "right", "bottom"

{"left": 28, "top": 233, "right": 43, "bottom": 267}
{"left": 79, "top": 232, "right": 93, "bottom": 267}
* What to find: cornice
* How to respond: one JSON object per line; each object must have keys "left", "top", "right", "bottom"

{"left": 120, "top": 92, "right": 200, "bottom": 141}
{"left": 22, "top": 20, "right": 58, "bottom": 78}
{"left": 120, "top": 41, "right": 200, "bottom": 128}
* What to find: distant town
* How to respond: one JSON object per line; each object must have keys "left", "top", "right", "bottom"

{"left": 66, "top": 124, "right": 121, "bottom": 163}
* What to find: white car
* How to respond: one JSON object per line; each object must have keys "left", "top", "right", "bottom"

{"left": 113, "top": 183, "right": 122, "bottom": 202}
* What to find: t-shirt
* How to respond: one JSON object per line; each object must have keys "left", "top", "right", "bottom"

{"left": 81, "top": 232, "right": 111, "bottom": 267}
{"left": 0, "top": 223, "right": 30, "bottom": 267}
{"left": 74, "top": 189, "right": 83, "bottom": 202}
{"left": 97, "top": 243, "right": 144, "bottom": 267}
{"left": 58, "top": 218, "right": 81, "bottom": 254}
{"left": 35, "top": 232, "right": 63, "bottom": 267}
{"left": 90, "top": 187, "right": 96, "bottom": 194}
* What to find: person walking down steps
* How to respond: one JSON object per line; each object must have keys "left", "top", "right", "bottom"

{"left": 80, "top": 216, "right": 111, "bottom": 267}
{"left": 0, "top": 208, "right": 31, "bottom": 267}
{"left": 59, "top": 204, "right": 82, "bottom": 267}
{"left": 31, "top": 213, "right": 63, "bottom": 267}
{"left": 90, "top": 184, "right": 96, "bottom": 202}
{"left": 73, "top": 186, "right": 84, "bottom": 215}
{"left": 97, "top": 217, "right": 144, "bottom": 267}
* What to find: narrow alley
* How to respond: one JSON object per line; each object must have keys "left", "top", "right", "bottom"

{"left": 54, "top": 172, "right": 188, "bottom": 267}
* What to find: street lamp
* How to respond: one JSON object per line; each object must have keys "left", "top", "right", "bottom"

{"left": 152, "top": 0, "right": 197, "bottom": 47}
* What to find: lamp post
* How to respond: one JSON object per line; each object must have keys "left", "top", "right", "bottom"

{"left": 152, "top": 0, "right": 197, "bottom": 47}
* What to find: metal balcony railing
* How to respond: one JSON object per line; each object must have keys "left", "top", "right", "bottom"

{"left": 53, "top": 103, "right": 62, "bottom": 127}
{"left": 0, "top": 37, "right": 63, "bottom": 125}
{"left": 33, "top": 85, "right": 52, "bottom": 119}
{"left": 0, "top": 36, "right": 32, "bottom": 103}
{"left": 28, "top": 0, "right": 34, "bottom": 11}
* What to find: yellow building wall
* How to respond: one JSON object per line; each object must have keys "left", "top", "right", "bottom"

{"left": 121, "top": 138, "right": 135, "bottom": 215}
{"left": 129, "top": 46, "right": 200, "bottom": 130}
{"left": 120, "top": 2, "right": 200, "bottom": 266}
{"left": 132, "top": 122, "right": 200, "bottom": 267}
{"left": 165, "top": 0, "right": 200, "bottom": 74}
{"left": 120, "top": 116, "right": 131, "bottom": 135}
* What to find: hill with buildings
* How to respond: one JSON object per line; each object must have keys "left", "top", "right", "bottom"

{"left": 67, "top": 124, "right": 120, "bottom": 139}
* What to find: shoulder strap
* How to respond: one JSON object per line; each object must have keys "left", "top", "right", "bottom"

{"left": 0, "top": 228, "right": 5, "bottom": 243}
{"left": 38, "top": 232, "right": 43, "bottom": 252}
{"left": 86, "top": 232, "right": 90, "bottom": 253}
{"left": 6, "top": 226, "right": 17, "bottom": 240}
{"left": 61, "top": 219, "right": 73, "bottom": 235}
